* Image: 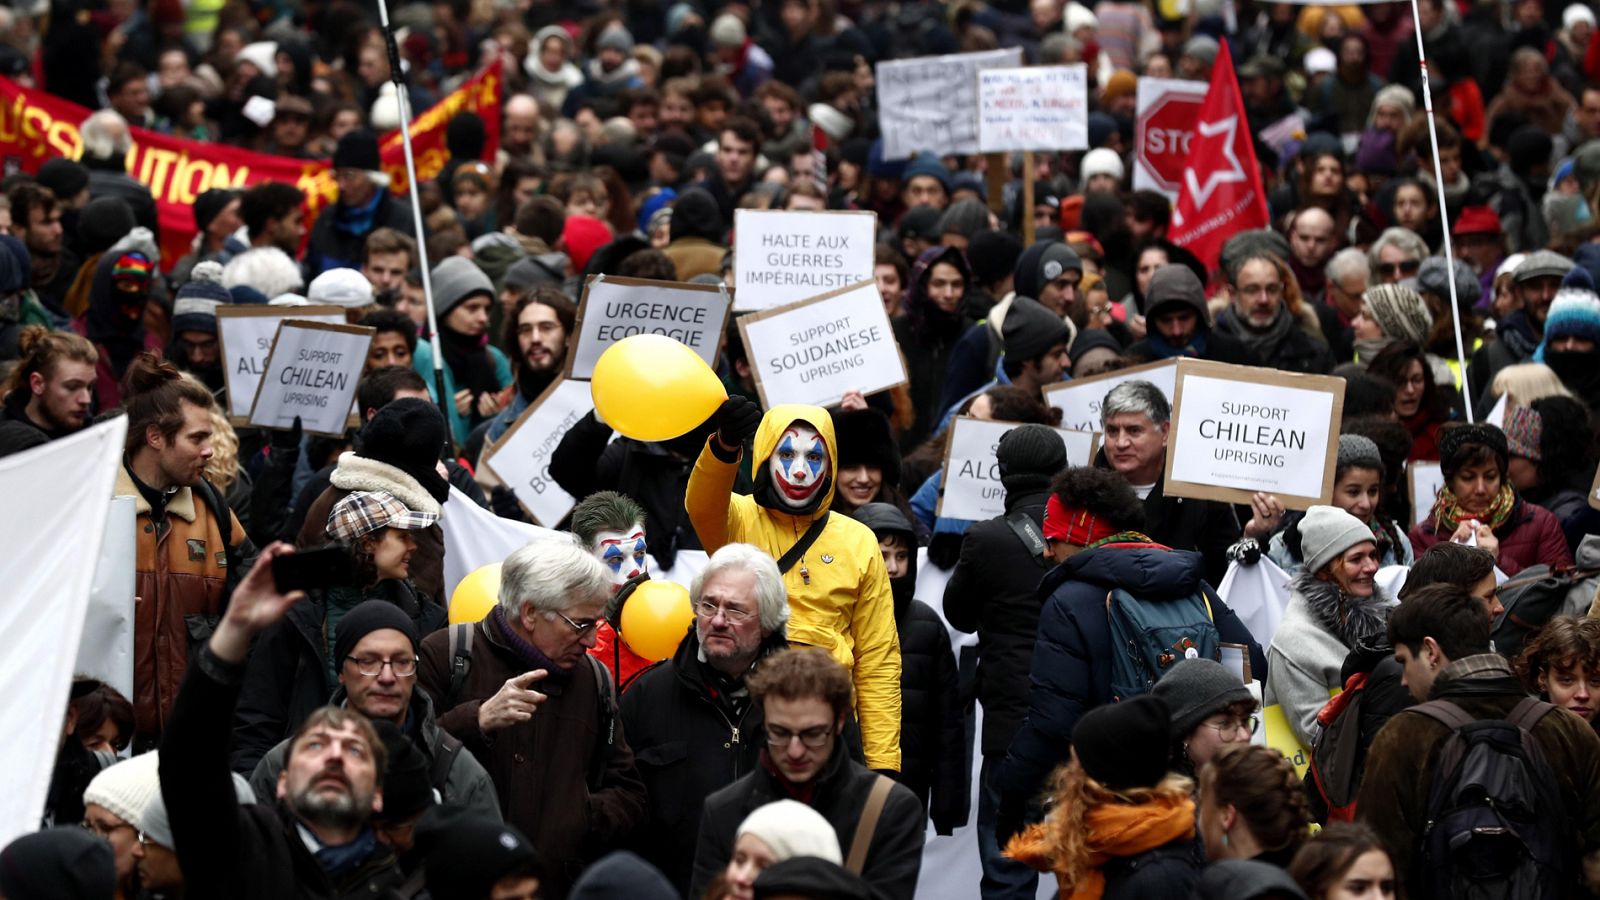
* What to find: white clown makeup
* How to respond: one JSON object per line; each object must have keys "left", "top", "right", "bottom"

{"left": 594, "top": 524, "right": 648, "bottom": 589}
{"left": 770, "top": 424, "right": 828, "bottom": 509}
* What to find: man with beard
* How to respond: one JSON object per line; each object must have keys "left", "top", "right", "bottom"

{"left": 160, "top": 545, "right": 405, "bottom": 900}
{"left": 0, "top": 326, "right": 96, "bottom": 457}
{"left": 479, "top": 286, "right": 574, "bottom": 450}
{"left": 9, "top": 182, "right": 75, "bottom": 320}
{"left": 1211, "top": 253, "right": 1335, "bottom": 374}
{"left": 167, "top": 261, "right": 231, "bottom": 401}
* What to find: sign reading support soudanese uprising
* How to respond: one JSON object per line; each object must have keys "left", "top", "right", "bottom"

{"left": 1164, "top": 359, "right": 1345, "bottom": 510}
{"left": 976, "top": 65, "right": 1089, "bottom": 153}
{"left": 734, "top": 209, "right": 877, "bottom": 311}
{"left": 566, "top": 275, "right": 732, "bottom": 380}
{"left": 481, "top": 377, "right": 592, "bottom": 527}
{"left": 876, "top": 47, "right": 1024, "bottom": 159}
{"left": 217, "top": 305, "right": 347, "bottom": 421}
{"left": 248, "top": 321, "right": 374, "bottom": 438}
{"left": 1043, "top": 358, "right": 1178, "bottom": 434}
{"left": 938, "top": 417, "right": 1099, "bottom": 521}
{"left": 738, "top": 279, "right": 908, "bottom": 408}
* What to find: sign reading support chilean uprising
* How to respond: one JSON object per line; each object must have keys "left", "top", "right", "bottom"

{"left": 248, "top": 321, "right": 374, "bottom": 438}
{"left": 566, "top": 275, "right": 732, "bottom": 380}
{"left": 1133, "top": 77, "right": 1208, "bottom": 201}
{"left": 216, "top": 305, "right": 347, "bottom": 422}
{"left": 733, "top": 209, "right": 877, "bottom": 311}
{"left": 481, "top": 378, "right": 594, "bottom": 527}
{"left": 737, "top": 279, "right": 908, "bottom": 408}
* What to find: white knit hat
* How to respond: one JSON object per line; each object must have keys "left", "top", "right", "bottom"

{"left": 83, "top": 752, "right": 162, "bottom": 828}
{"left": 138, "top": 768, "right": 257, "bottom": 849}
{"left": 308, "top": 267, "right": 375, "bottom": 309}
{"left": 1081, "top": 148, "right": 1125, "bottom": 184}
{"left": 1299, "top": 505, "right": 1377, "bottom": 574}
{"left": 236, "top": 42, "right": 279, "bottom": 79}
{"left": 735, "top": 800, "right": 843, "bottom": 865}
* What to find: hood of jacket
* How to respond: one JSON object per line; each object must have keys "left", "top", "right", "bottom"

{"left": 850, "top": 502, "right": 918, "bottom": 611}
{"left": 750, "top": 404, "right": 837, "bottom": 519}
{"left": 1042, "top": 541, "right": 1206, "bottom": 599}
{"left": 329, "top": 452, "right": 444, "bottom": 518}
{"left": 1290, "top": 570, "right": 1391, "bottom": 649}
{"left": 905, "top": 245, "right": 972, "bottom": 335}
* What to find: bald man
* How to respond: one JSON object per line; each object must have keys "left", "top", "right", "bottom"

{"left": 502, "top": 94, "right": 541, "bottom": 161}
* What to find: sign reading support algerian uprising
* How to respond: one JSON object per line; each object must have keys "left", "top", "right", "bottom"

{"left": 566, "top": 275, "right": 732, "bottom": 380}
{"left": 481, "top": 377, "right": 592, "bottom": 527}
{"left": 938, "top": 417, "right": 1099, "bottom": 521}
{"left": 248, "top": 321, "right": 374, "bottom": 437}
{"left": 976, "top": 65, "right": 1089, "bottom": 153}
{"left": 1164, "top": 359, "right": 1345, "bottom": 510}
{"left": 738, "top": 279, "right": 908, "bottom": 408}
{"left": 733, "top": 209, "right": 877, "bottom": 311}
{"left": 1043, "top": 358, "right": 1178, "bottom": 435}
{"left": 217, "top": 305, "right": 347, "bottom": 421}
{"left": 876, "top": 47, "right": 1024, "bottom": 159}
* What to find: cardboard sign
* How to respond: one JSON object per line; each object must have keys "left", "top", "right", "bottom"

{"left": 1164, "top": 359, "right": 1345, "bottom": 510}
{"left": 566, "top": 275, "right": 731, "bottom": 380}
{"left": 481, "top": 378, "right": 593, "bottom": 526}
{"left": 217, "top": 305, "right": 347, "bottom": 421}
{"left": 937, "top": 417, "right": 1099, "bottom": 521}
{"left": 248, "top": 321, "right": 374, "bottom": 437}
{"left": 1043, "top": 358, "right": 1178, "bottom": 434}
{"left": 876, "top": 47, "right": 1024, "bottom": 159}
{"left": 1133, "top": 77, "right": 1208, "bottom": 201}
{"left": 1409, "top": 461, "right": 1445, "bottom": 526}
{"left": 738, "top": 280, "right": 908, "bottom": 408}
{"left": 1589, "top": 460, "right": 1600, "bottom": 512}
{"left": 733, "top": 209, "right": 877, "bottom": 311}
{"left": 977, "top": 65, "right": 1089, "bottom": 153}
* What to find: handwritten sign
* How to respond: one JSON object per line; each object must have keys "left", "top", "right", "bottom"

{"left": 567, "top": 275, "right": 731, "bottom": 380}
{"left": 1409, "top": 461, "right": 1445, "bottom": 526}
{"left": 481, "top": 378, "right": 593, "bottom": 526}
{"left": 248, "top": 321, "right": 373, "bottom": 437}
{"left": 937, "top": 417, "right": 1099, "bottom": 521}
{"left": 738, "top": 280, "right": 908, "bottom": 408}
{"left": 733, "top": 209, "right": 876, "bottom": 311}
{"left": 977, "top": 65, "right": 1088, "bottom": 153}
{"left": 876, "top": 48, "right": 1024, "bottom": 159}
{"left": 217, "top": 305, "right": 346, "bottom": 421}
{"left": 1043, "top": 358, "right": 1177, "bottom": 434}
{"left": 1164, "top": 359, "right": 1345, "bottom": 509}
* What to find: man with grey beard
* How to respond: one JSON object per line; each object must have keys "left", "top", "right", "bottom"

{"left": 159, "top": 544, "right": 405, "bottom": 900}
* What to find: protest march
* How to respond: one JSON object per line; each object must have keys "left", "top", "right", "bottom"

{"left": 7, "top": 1, "right": 1600, "bottom": 899}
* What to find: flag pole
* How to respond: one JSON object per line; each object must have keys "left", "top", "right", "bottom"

{"left": 1407, "top": 0, "right": 1474, "bottom": 422}
{"left": 376, "top": 0, "right": 451, "bottom": 434}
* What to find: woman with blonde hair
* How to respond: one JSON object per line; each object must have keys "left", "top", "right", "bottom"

{"left": 1486, "top": 362, "right": 1573, "bottom": 416}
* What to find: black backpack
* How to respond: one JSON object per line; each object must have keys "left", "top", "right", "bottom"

{"left": 1492, "top": 565, "right": 1600, "bottom": 659}
{"left": 1306, "top": 671, "right": 1372, "bottom": 823}
{"left": 1409, "top": 697, "right": 1568, "bottom": 900}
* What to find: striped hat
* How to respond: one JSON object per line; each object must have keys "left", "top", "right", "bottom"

{"left": 111, "top": 252, "right": 154, "bottom": 293}
{"left": 1537, "top": 287, "right": 1600, "bottom": 358}
{"left": 1362, "top": 284, "right": 1432, "bottom": 346}
{"left": 1504, "top": 405, "right": 1542, "bottom": 461}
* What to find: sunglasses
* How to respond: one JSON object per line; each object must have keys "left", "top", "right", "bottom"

{"left": 1376, "top": 259, "right": 1421, "bottom": 278}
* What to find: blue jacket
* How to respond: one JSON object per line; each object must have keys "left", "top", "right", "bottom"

{"left": 413, "top": 340, "right": 513, "bottom": 447}
{"left": 997, "top": 541, "right": 1266, "bottom": 806}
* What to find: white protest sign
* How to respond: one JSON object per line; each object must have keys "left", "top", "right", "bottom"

{"left": 77, "top": 496, "right": 135, "bottom": 700}
{"left": 1043, "top": 358, "right": 1177, "bottom": 434}
{"left": 977, "top": 65, "right": 1089, "bottom": 153}
{"left": 248, "top": 321, "right": 374, "bottom": 437}
{"left": 1133, "top": 77, "right": 1208, "bottom": 201}
{"left": 738, "top": 280, "right": 908, "bottom": 408}
{"left": 217, "top": 305, "right": 347, "bottom": 420}
{"left": 567, "top": 275, "right": 732, "bottom": 380}
{"left": 937, "top": 417, "right": 1099, "bottom": 521}
{"left": 876, "top": 47, "right": 1024, "bottom": 159}
{"left": 1410, "top": 461, "right": 1445, "bottom": 526}
{"left": 482, "top": 378, "right": 594, "bottom": 526}
{"left": 1165, "top": 359, "right": 1346, "bottom": 509}
{"left": 734, "top": 209, "right": 877, "bottom": 311}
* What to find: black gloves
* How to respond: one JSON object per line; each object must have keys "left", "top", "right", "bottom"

{"left": 268, "top": 416, "right": 303, "bottom": 457}
{"left": 927, "top": 532, "right": 964, "bottom": 570}
{"left": 713, "top": 396, "right": 762, "bottom": 452}
{"left": 1225, "top": 537, "right": 1262, "bottom": 566}
{"left": 489, "top": 485, "right": 531, "bottom": 523}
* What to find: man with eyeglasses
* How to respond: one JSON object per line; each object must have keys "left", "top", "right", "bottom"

{"left": 81, "top": 750, "right": 160, "bottom": 899}
{"left": 1212, "top": 252, "right": 1335, "bottom": 374}
{"left": 620, "top": 543, "right": 792, "bottom": 894}
{"left": 690, "top": 648, "right": 925, "bottom": 900}
{"left": 247, "top": 600, "right": 501, "bottom": 822}
{"left": 304, "top": 129, "right": 417, "bottom": 279}
{"left": 418, "top": 535, "right": 647, "bottom": 898}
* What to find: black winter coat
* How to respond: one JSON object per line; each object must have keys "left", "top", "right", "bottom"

{"left": 944, "top": 488, "right": 1053, "bottom": 757}
{"left": 1101, "top": 840, "right": 1204, "bottom": 899}
{"left": 997, "top": 542, "right": 1266, "bottom": 809}
{"left": 304, "top": 192, "right": 416, "bottom": 278}
{"left": 1113, "top": 464, "right": 1242, "bottom": 589}
{"left": 896, "top": 597, "right": 970, "bottom": 834}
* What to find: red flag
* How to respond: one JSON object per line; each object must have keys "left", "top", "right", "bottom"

{"left": 1168, "top": 41, "right": 1269, "bottom": 273}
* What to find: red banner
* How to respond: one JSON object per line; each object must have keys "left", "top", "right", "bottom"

{"left": 0, "top": 60, "right": 501, "bottom": 271}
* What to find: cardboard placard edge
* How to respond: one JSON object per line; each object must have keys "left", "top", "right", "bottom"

{"left": 480, "top": 375, "right": 588, "bottom": 526}
{"left": 216, "top": 304, "right": 347, "bottom": 425}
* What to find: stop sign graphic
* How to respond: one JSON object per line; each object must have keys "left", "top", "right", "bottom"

{"left": 1135, "top": 78, "right": 1207, "bottom": 200}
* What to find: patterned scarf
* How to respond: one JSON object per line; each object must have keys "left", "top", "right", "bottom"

{"left": 1431, "top": 482, "right": 1515, "bottom": 534}
{"left": 1086, "top": 531, "right": 1159, "bottom": 551}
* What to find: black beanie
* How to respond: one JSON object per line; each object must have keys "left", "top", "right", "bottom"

{"left": 754, "top": 857, "right": 876, "bottom": 900}
{"left": 35, "top": 158, "right": 89, "bottom": 202}
{"left": 1438, "top": 422, "right": 1509, "bottom": 474}
{"left": 1072, "top": 695, "right": 1173, "bottom": 791}
{"left": 193, "top": 188, "right": 238, "bottom": 232}
{"left": 1070, "top": 327, "right": 1122, "bottom": 361}
{"left": 968, "top": 229, "right": 1024, "bottom": 287}
{"left": 372, "top": 720, "right": 434, "bottom": 822}
{"left": 418, "top": 810, "right": 541, "bottom": 900}
{"left": 670, "top": 188, "right": 725, "bottom": 243}
{"left": 355, "top": 398, "right": 451, "bottom": 503}
{"left": 0, "top": 827, "right": 116, "bottom": 900}
{"left": 1507, "top": 125, "right": 1553, "bottom": 178}
{"left": 996, "top": 424, "right": 1068, "bottom": 497}
{"left": 334, "top": 129, "right": 382, "bottom": 172}
{"left": 334, "top": 599, "right": 422, "bottom": 666}
{"left": 1013, "top": 241, "right": 1081, "bottom": 299}
{"left": 829, "top": 408, "right": 901, "bottom": 487}
{"left": 78, "top": 196, "right": 136, "bottom": 255}
{"left": 445, "top": 112, "right": 488, "bottom": 159}
{"left": 1002, "top": 296, "right": 1071, "bottom": 362}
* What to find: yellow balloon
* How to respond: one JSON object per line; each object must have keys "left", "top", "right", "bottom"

{"left": 618, "top": 580, "right": 695, "bottom": 662}
{"left": 591, "top": 334, "right": 727, "bottom": 442}
{"left": 449, "top": 562, "right": 502, "bottom": 625}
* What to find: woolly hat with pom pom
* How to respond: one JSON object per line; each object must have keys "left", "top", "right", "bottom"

{"left": 171, "top": 260, "right": 229, "bottom": 334}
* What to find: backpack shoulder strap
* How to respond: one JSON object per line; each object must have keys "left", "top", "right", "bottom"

{"left": 845, "top": 775, "right": 895, "bottom": 875}
{"left": 447, "top": 623, "right": 474, "bottom": 708}
{"left": 1003, "top": 509, "right": 1048, "bottom": 562}
{"left": 1407, "top": 699, "right": 1476, "bottom": 732}
{"left": 586, "top": 655, "right": 617, "bottom": 792}
{"left": 1507, "top": 696, "right": 1560, "bottom": 732}
{"left": 428, "top": 730, "right": 462, "bottom": 794}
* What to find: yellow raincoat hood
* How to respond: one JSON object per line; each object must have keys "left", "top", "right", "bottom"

{"left": 751, "top": 404, "right": 838, "bottom": 518}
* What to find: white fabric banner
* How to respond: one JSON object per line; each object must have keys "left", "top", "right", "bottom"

{"left": 76, "top": 496, "right": 137, "bottom": 700}
{"left": 0, "top": 418, "right": 128, "bottom": 847}
{"left": 1216, "top": 556, "right": 1292, "bottom": 649}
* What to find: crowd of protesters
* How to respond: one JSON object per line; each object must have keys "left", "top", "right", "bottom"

{"left": 3, "top": 0, "right": 1600, "bottom": 897}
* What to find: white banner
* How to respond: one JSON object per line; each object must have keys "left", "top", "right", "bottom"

{"left": 1216, "top": 555, "right": 1292, "bottom": 649}
{"left": 248, "top": 321, "right": 374, "bottom": 437}
{"left": 1043, "top": 359, "right": 1177, "bottom": 435}
{"left": 567, "top": 276, "right": 732, "bottom": 380}
{"left": 938, "top": 417, "right": 1099, "bottom": 521}
{"left": 977, "top": 65, "right": 1089, "bottom": 153}
{"left": 0, "top": 418, "right": 127, "bottom": 846}
{"left": 216, "top": 305, "right": 346, "bottom": 420}
{"left": 482, "top": 378, "right": 594, "bottom": 527}
{"left": 876, "top": 48, "right": 1024, "bottom": 159}
{"left": 76, "top": 496, "right": 136, "bottom": 700}
{"left": 738, "top": 280, "right": 908, "bottom": 408}
{"left": 733, "top": 210, "right": 877, "bottom": 312}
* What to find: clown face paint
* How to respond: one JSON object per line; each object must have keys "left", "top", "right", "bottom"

{"left": 594, "top": 524, "right": 648, "bottom": 590}
{"left": 770, "top": 424, "right": 828, "bottom": 509}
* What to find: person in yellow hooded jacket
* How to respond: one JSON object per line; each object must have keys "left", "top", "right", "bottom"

{"left": 686, "top": 396, "right": 903, "bottom": 771}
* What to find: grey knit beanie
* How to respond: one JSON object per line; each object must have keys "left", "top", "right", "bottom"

{"left": 430, "top": 256, "right": 495, "bottom": 319}
{"left": 1151, "top": 658, "right": 1254, "bottom": 739}
{"left": 1336, "top": 434, "right": 1384, "bottom": 475}
{"left": 935, "top": 198, "right": 991, "bottom": 240}
{"left": 1299, "top": 505, "right": 1377, "bottom": 574}
{"left": 1362, "top": 284, "right": 1431, "bottom": 346}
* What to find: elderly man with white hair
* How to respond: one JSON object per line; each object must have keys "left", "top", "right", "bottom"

{"left": 418, "top": 535, "right": 647, "bottom": 898}
{"left": 79, "top": 108, "right": 159, "bottom": 235}
{"left": 619, "top": 542, "right": 792, "bottom": 894}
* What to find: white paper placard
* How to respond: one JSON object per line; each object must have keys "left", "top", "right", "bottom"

{"left": 247, "top": 321, "right": 374, "bottom": 437}
{"left": 1410, "top": 461, "right": 1445, "bottom": 527}
{"left": 977, "top": 65, "right": 1089, "bottom": 153}
{"left": 876, "top": 47, "right": 1024, "bottom": 159}
{"left": 733, "top": 209, "right": 877, "bottom": 311}
{"left": 737, "top": 280, "right": 908, "bottom": 408}
{"left": 936, "top": 417, "right": 1099, "bottom": 521}
{"left": 566, "top": 275, "right": 732, "bottom": 380}
{"left": 217, "top": 305, "right": 347, "bottom": 420}
{"left": 482, "top": 378, "right": 594, "bottom": 526}
{"left": 1043, "top": 359, "right": 1177, "bottom": 434}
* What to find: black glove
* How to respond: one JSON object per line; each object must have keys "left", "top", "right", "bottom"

{"left": 713, "top": 396, "right": 762, "bottom": 451}
{"left": 268, "top": 416, "right": 303, "bottom": 457}
{"left": 490, "top": 485, "right": 530, "bottom": 523}
{"left": 1226, "top": 537, "right": 1262, "bottom": 566}
{"left": 927, "top": 531, "right": 964, "bottom": 570}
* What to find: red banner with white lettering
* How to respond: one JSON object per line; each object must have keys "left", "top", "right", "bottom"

{"left": 1168, "top": 42, "right": 1269, "bottom": 273}
{"left": 0, "top": 60, "right": 501, "bottom": 271}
